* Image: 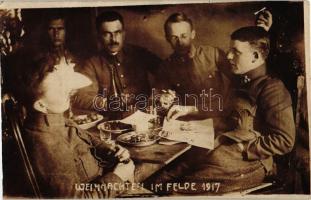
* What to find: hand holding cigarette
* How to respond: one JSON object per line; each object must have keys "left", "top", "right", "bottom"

{"left": 255, "top": 7, "right": 273, "bottom": 31}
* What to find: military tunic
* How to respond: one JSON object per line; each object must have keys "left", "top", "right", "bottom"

{"left": 147, "top": 64, "right": 296, "bottom": 194}
{"left": 73, "top": 44, "right": 161, "bottom": 111}
{"left": 155, "top": 44, "right": 232, "bottom": 118}
{"left": 235, "top": 64, "right": 295, "bottom": 171}
{"left": 23, "top": 112, "right": 125, "bottom": 198}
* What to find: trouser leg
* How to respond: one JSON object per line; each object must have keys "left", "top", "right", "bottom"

{"left": 145, "top": 141, "right": 266, "bottom": 195}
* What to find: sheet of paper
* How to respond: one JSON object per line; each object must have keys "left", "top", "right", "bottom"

{"left": 120, "top": 110, "right": 156, "bottom": 132}
{"left": 161, "top": 118, "right": 214, "bottom": 149}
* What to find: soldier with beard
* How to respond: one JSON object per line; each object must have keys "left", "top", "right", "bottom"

{"left": 154, "top": 12, "right": 232, "bottom": 119}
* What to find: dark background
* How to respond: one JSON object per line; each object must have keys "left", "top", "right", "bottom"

{"left": 20, "top": 1, "right": 305, "bottom": 105}
{"left": 20, "top": 1, "right": 305, "bottom": 60}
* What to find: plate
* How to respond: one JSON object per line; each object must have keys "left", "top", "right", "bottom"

{"left": 97, "top": 120, "right": 133, "bottom": 135}
{"left": 116, "top": 131, "right": 161, "bottom": 147}
{"left": 72, "top": 114, "right": 104, "bottom": 130}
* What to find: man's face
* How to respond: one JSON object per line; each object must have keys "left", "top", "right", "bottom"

{"left": 48, "top": 19, "right": 66, "bottom": 48}
{"left": 39, "top": 72, "right": 72, "bottom": 113}
{"left": 98, "top": 20, "right": 125, "bottom": 55}
{"left": 226, "top": 40, "right": 257, "bottom": 75}
{"left": 166, "top": 21, "right": 195, "bottom": 55}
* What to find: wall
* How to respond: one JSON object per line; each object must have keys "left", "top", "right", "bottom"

{"left": 22, "top": 2, "right": 304, "bottom": 60}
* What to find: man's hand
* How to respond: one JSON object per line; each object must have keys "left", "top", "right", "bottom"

{"left": 113, "top": 160, "right": 135, "bottom": 182}
{"left": 234, "top": 129, "right": 258, "bottom": 142}
{"left": 159, "top": 89, "right": 176, "bottom": 110}
{"left": 166, "top": 105, "right": 198, "bottom": 120}
{"left": 255, "top": 10, "right": 273, "bottom": 31}
{"left": 114, "top": 145, "right": 130, "bottom": 162}
{"left": 234, "top": 110, "right": 254, "bottom": 131}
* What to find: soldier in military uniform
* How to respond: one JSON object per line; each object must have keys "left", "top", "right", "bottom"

{"left": 155, "top": 11, "right": 273, "bottom": 120}
{"left": 155, "top": 12, "right": 232, "bottom": 119}
{"left": 73, "top": 11, "right": 161, "bottom": 117}
{"left": 147, "top": 26, "right": 295, "bottom": 194}
{"left": 34, "top": 11, "right": 78, "bottom": 67}
{"left": 21, "top": 60, "right": 135, "bottom": 198}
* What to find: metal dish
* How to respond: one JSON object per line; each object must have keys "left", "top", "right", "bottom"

{"left": 116, "top": 131, "right": 161, "bottom": 147}
{"left": 97, "top": 120, "right": 133, "bottom": 134}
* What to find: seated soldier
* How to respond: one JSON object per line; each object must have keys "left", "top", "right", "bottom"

{"left": 20, "top": 59, "right": 135, "bottom": 198}
{"left": 146, "top": 26, "right": 295, "bottom": 194}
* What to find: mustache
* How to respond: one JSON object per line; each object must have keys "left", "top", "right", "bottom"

{"left": 108, "top": 42, "right": 120, "bottom": 46}
{"left": 176, "top": 43, "right": 190, "bottom": 50}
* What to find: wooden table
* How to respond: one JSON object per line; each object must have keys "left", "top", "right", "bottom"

{"left": 87, "top": 127, "right": 191, "bottom": 182}
{"left": 118, "top": 140, "right": 191, "bottom": 197}
{"left": 129, "top": 142, "right": 191, "bottom": 182}
{"left": 74, "top": 108, "right": 192, "bottom": 182}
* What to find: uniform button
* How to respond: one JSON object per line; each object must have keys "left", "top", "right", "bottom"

{"left": 117, "top": 63, "right": 121, "bottom": 66}
{"left": 176, "top": 83, "right": 180, "bottom": 87}
{"left": 120, "top": 74, "right": 124, "bottom": 78}
{"left": 244, "top": 75, "right": 251, "bottom": 83}
{"left": 208, "top": 75, "right": 213, "bottom": 78}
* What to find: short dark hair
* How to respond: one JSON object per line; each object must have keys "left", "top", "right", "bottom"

{"left": 164, "top": 12, "right": 193, "bottom": 35}
{"left": 96, "top": 11, "right": 124, "bottom": 32}
{"left": 231, "top": 26, "right": 270, "bottom": 59}
{"left": 46, "top": 10, "right": 66, "bottom": 26}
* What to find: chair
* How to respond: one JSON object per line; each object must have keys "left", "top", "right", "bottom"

{"left": 2, "top": 94, "right": 42, "bottom": 198}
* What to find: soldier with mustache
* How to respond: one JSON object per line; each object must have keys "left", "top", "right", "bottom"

{"left": 74, "top": 11, "right": 161, "bottom": 118}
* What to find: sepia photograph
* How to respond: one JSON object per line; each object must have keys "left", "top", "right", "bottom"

{"left": 1, "top": 0, "right": 310, "bottom": 198}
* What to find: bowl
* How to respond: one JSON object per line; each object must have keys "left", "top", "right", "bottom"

{"left": 72, "top": 113, "right": 104, "bottom": 130}
{"left": 97, "top": 120, "right": 134, "bottom": 135}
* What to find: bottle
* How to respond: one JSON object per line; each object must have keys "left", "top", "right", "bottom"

{"left": 107, "top": 64, "right": 126, "bottom": 120}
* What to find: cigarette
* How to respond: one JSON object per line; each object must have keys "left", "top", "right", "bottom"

{"left": 254, "top": 7, "right": 266, "bottom": 15}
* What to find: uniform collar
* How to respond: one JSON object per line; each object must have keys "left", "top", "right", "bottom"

{"left": 101, "top": 47, "right": 124, "bottom": 65}
{"left": 49, "top": 45, "right": 64, "bottom": 54}
{"left": 25, "top": 111, "right": 68, "bottom": 131}
{"left": 188, "top": 44, "right": 197, "bottom": 58}
{"left": 238, "top": 63, "right": 267, "bottom": 85}
{"left": 46, "top": 46, "right": 73, "bottom": 64}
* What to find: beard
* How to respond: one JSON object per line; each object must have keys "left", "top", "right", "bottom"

{"left": 174, "top": 44, "right": 191, "bottom": 55}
